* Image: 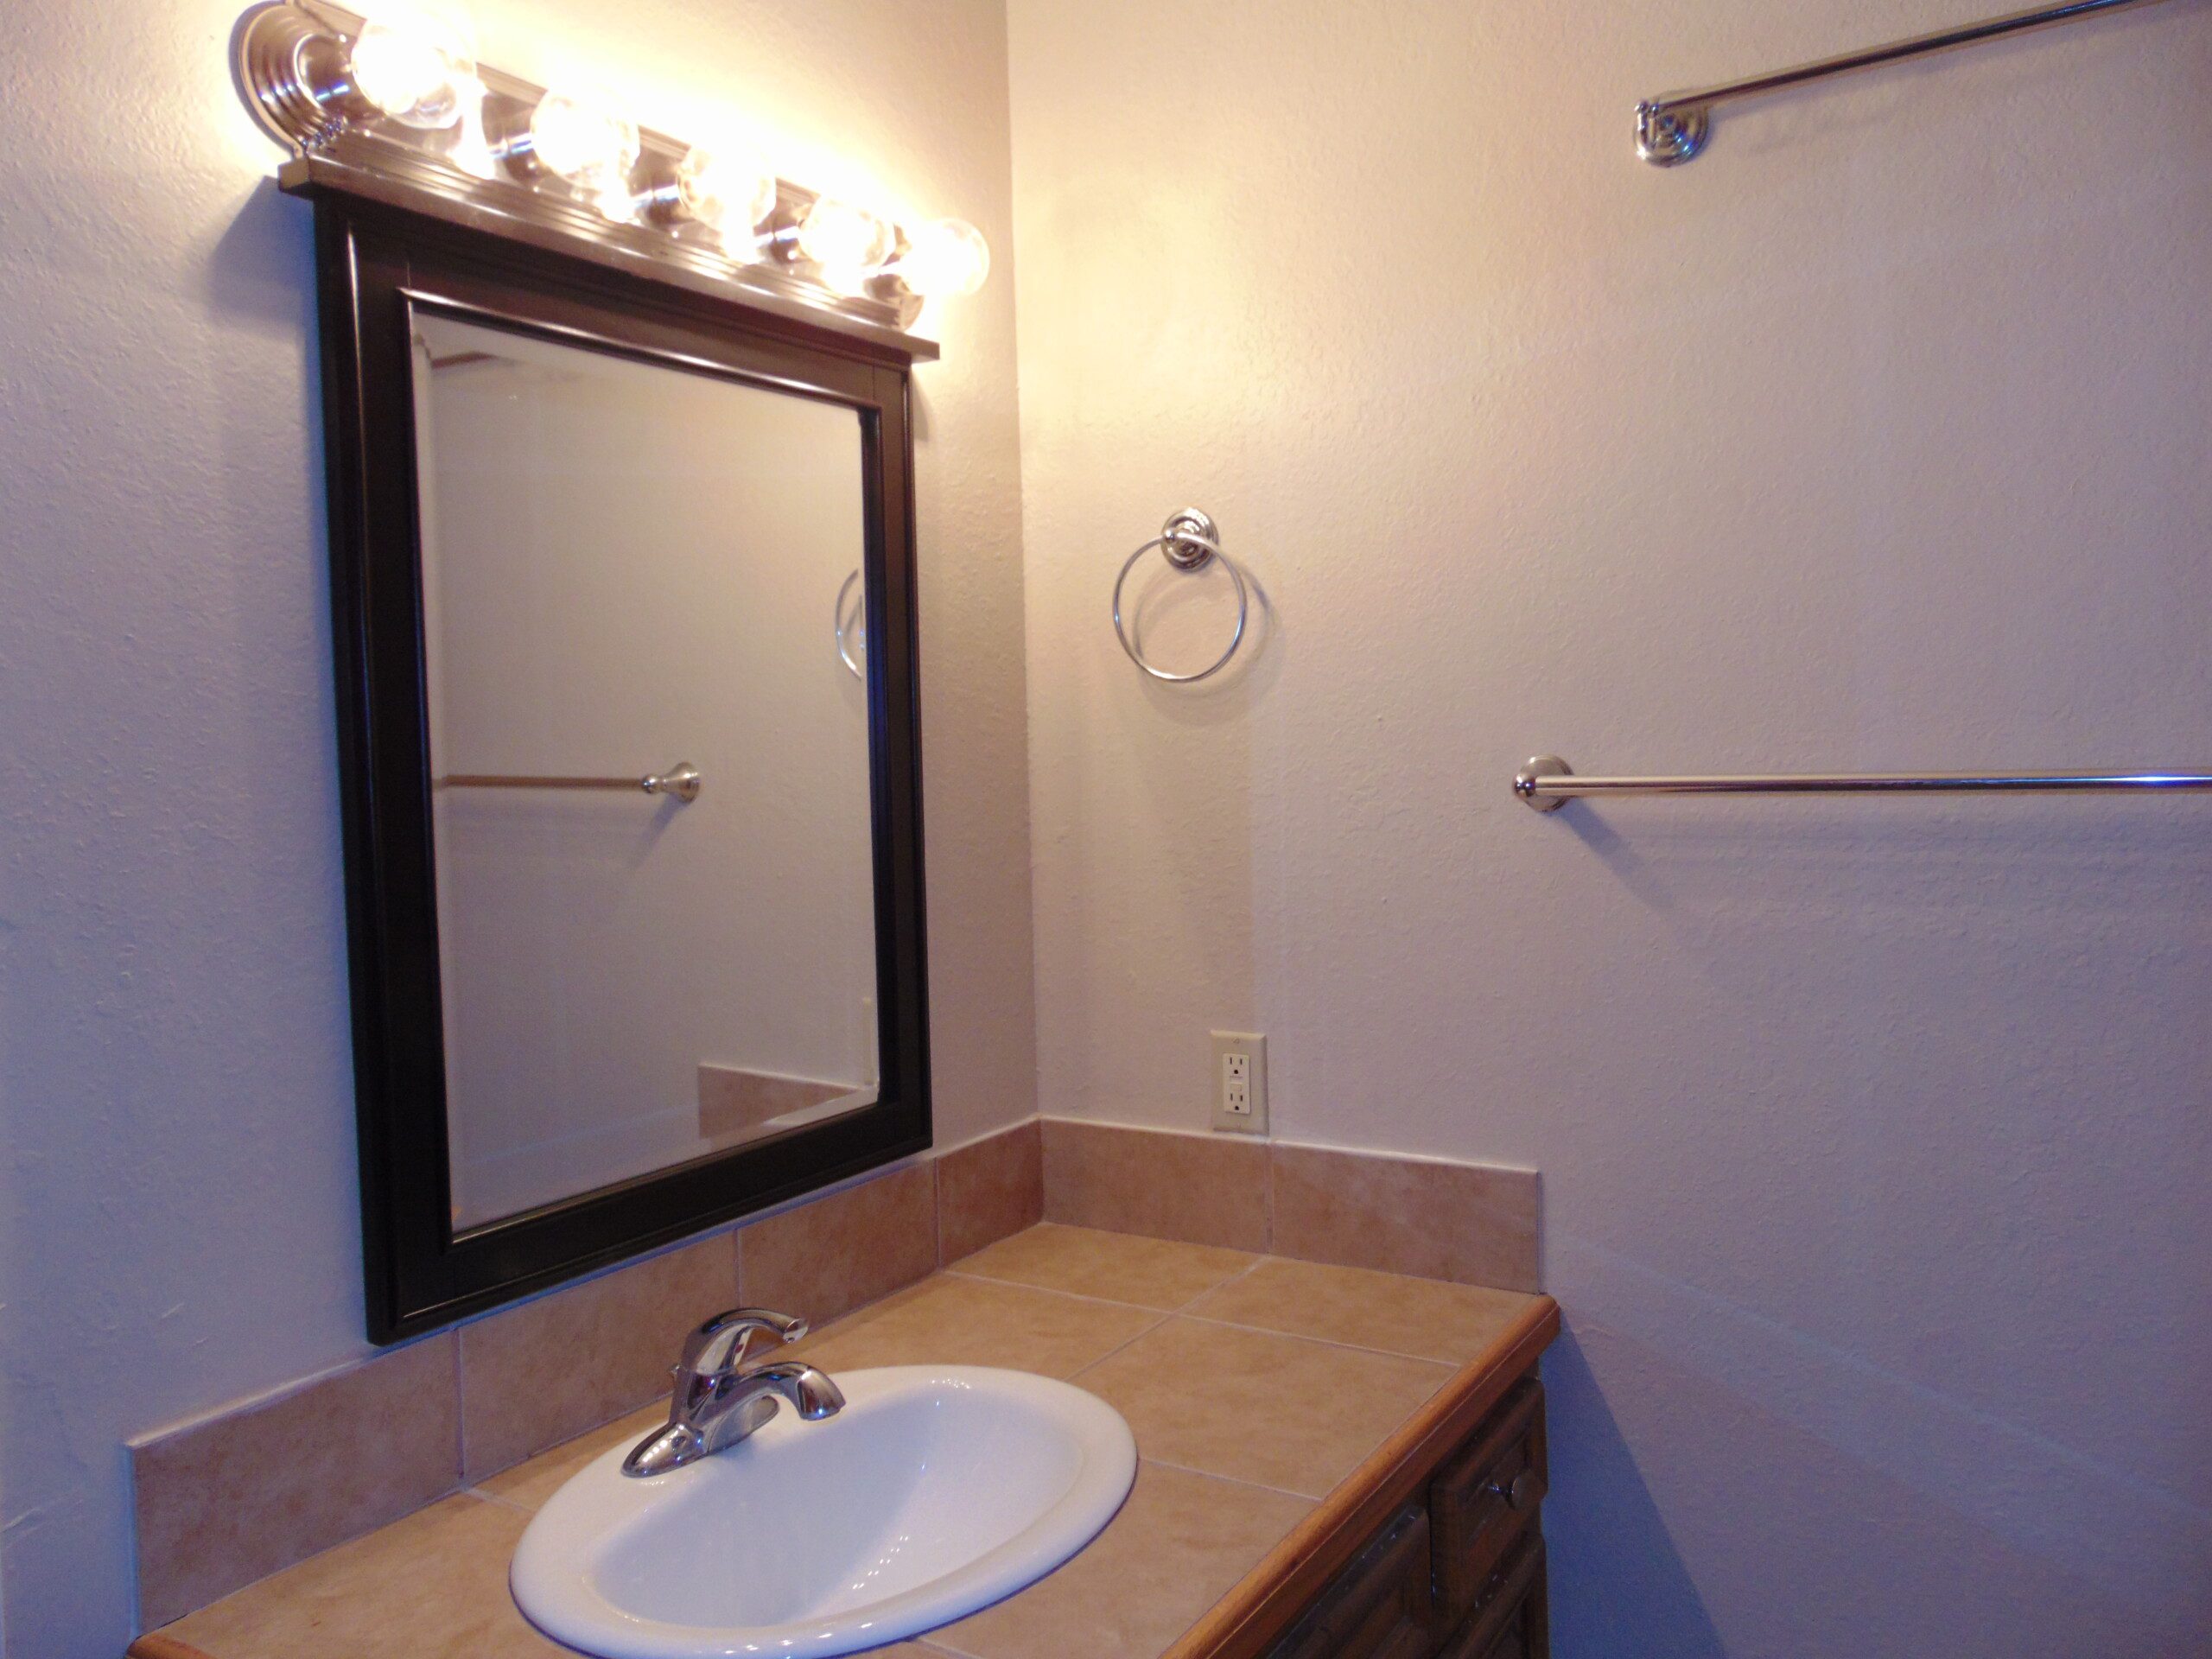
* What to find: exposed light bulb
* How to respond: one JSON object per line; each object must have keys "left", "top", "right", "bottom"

{"left": 442, "top": 74, "right": 499, "bottom": 178}
{"left": 817, "top": 263, "right": 879, "bottom": 298}
{"left": 350, "top": 6, "right": 477, "bottom": 130}
{"left": 897, "top": 218, "right": 989, "bottom": 300}
{"left": 675, "top": 145, "right": 779, "bottom": 243}
{"left": 529, "top": 84, "right": 639, "bottom": 216}
{"left": 796, "top": 199, "right": 893, "bottom": 272}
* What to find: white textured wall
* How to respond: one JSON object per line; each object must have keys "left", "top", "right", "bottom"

{"left": 0, "top": 1, "right": 1029, "bottom": 1650}
{"left": 1007, "top": 2, "right": 2212, "bottom": 1653}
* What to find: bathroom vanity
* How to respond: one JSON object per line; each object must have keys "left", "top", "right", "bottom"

{"left": 128, "top": 26, "right": 1561, "bottom": 1653}
{"left": 1239, "top": 1371, "right": 1550, "bottom": 1659}
{"left": 130, "top": 1224, "right": 1556, "bottom": 1659}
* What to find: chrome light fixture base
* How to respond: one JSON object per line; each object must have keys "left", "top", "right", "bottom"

{"left": 236, "top": 2, "right": 367, "bottom": 149}
{"left": 231, "top": 0, "right": 941, "bottom": 355}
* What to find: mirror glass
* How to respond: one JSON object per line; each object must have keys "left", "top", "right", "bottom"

{"left": 410, "top": 309, "right": 880, "bottom": 1231}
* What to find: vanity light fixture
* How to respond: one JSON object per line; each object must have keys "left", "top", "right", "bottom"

{"left": 526, "top": 83, "right": 641, "bottom": 219}
{"left": 662, "top": 145, "right": 780, "bottom": 253}
{"left": 890, "top": 218, "right": 991, "bottom": 301}
{"left": 796, "top": 198, "right": 895, "bottom": 296}
{"left": 347, "top": 6, "right": 474, "bottom": 129}
{"left": 232, "top": 0, "right": 989, "bottom": 339}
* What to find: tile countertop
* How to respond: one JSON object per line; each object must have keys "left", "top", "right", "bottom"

{"left": 139, "top": 1224, "right": 1556, "bottom": 1659}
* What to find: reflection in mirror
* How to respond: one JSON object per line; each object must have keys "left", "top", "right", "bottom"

{"left": 410, "top": 310, "right": 878, "bottom": 1231}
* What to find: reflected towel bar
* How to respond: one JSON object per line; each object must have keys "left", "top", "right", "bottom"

{"left": 1636, "top": 0, "right": 2177, "bottom": 164}
{"left": 436, "top": 762, "right": 702, "bottom": 803}
{"left": 1515, "top": 755, "right": 2212, "bottom": 811}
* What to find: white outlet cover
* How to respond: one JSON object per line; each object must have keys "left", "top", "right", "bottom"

{"left": 1209, "top": 1031, "right": 1268, "bottom": 1136}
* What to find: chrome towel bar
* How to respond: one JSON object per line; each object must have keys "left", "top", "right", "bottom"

{"left": 1636, "top": 0, "right": 2177, "bottom": 164}
{"left": 1515, "top": 755, "right": 2212, "bottom": 811}
{"left": 436, "top": 762, "right": 702, "bottom": 802}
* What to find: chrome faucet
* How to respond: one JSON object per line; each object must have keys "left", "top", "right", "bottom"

{"left": 622, "top": 1307, "right": 845, "bottom": 1478}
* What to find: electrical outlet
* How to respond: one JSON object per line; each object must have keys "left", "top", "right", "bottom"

{"left": 1211, "top": 1031, "right": 1268, "bottom": 1135}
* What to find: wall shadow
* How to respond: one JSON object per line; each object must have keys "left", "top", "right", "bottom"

{"left": 1541, "top": 1324, "right": 1727, "bottom": 1659}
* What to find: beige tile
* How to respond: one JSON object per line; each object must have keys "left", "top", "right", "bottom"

{"left": 928, "top": 1461, "right": 1310, "bottom": 1659}
{"left": 1270, "top": 1143, "right": 1540, "bottom": 1292}
{"left": 741, "top": 1161, "right": 938, "bottom": 1327}
{"left": 954, "top": 1223, "right": 1255, "bottom": 1311}
{"left": 161, "top": 1493, "right": 561, "bottom": 1659}
{"left": 1076, "top": 1318, "right": 1450, "bottom": 1499}
{"left": 937, "top": 1120, "right": 1044, "bottom": 1264}
{"left": 791, "top": 1274, "right": 1158, "bottom": 1378}
{"left": 474, "top": 1403, "right": 668, "bottom": 1510}
{"left": 1040, "top": 1119, "right": 1268, "bottom": 1251}
{"left": 1188, "top": 1256, "right": 1536, "bottom": 1364}
{"left": 132, "top": 1333, "right": 460, "bottom": 1629}
{"left": 459, "top": 1232, "right": 735, "bottom": 1480}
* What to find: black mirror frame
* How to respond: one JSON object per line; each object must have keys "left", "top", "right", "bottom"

{"left": 301, "top": 184, "right": 932, "bottom": 1344}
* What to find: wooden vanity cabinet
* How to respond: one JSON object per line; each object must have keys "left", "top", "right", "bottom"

{"left": 1429, "top": 1380, "right": 1548, "bottom": 1629}
{"left": 1263, "top": 1370, "right": 1549, "bottom": 1659}
{"left": 1433, "top": 1532, "right": 1548, "bottom": 1659}
{"left": 1268, "top": 1503, "right": 1437, "bottom": 1659}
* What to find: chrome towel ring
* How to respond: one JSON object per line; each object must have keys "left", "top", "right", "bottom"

{"left": 836, "top": 568, "right": 865, "bottom": 681}
{"left": 1112, "top": 508, "right": 1248, "bottom": 683}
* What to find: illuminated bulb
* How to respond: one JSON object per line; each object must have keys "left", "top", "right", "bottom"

{"left": 444, "top": 74, "right": 499, "bottom": 179}
{"left": 529, "top": 84, "right": 639, "bottom": 214}
{"left": 797, "top": 199, "right": 893, "bottom": 272}
{"left": 675, "top": 146, "right": 779, "bottom": 241}
{"left": 349, "top": 6, "right": 476, "bottom": 130}
{"left": 897, "top": 218, "right": 989, "bottom": 300}
{"left": 817, "top": 263, "right": 878, "bottom": 298}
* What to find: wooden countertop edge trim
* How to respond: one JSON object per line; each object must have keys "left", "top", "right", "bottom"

{"left": 1162, "top": 1293, "right": 1561, "bottom": 1659}
{"left": 128, "top": 1635, "right": 216, "bottom": 1659}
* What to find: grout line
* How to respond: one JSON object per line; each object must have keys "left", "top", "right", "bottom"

{"left": 1175, "top": 1311, "right": 1461, "bottom": 1370}
{"left": 930, "top": 1154, "right": 946, "bottom": 1272}
{"left": 1170, "top": 1251, "right": 1269, "bottom": 1313}
{"left": 451, "top": 1326, "right": 467, "bottom": 1482}
{"left": 942, "top": 1245, "right": 1462, "bottom": 1364}
{"left": 1262, "top": 1136, "right": 1276, "bottom": 1255}
{"left": 461, "top": 1485, "right": 537, "bottom": 1516}
{"left": 785, "top": 1268, "right": 950, "bottom": 1356}
{"left": 939, "top": 1266, "right": 1193, "bottom": 1315}
{"left": 1068, "top": 1307, "right": 1175, "bottom": 1380}
{"left": 1135, "top": 1452, "right": 1325, "bottom": 1505}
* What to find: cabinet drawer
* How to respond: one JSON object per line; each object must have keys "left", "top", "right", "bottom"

{"left": 1430, "top": 1380, "right": 1547, "bottom": 1626}
{"left": 1435, "top": 1531, "right": 1548, "bottom": 1659}
{"left": 1268, "top": 1503, "right": 1435, "bottom": 1659}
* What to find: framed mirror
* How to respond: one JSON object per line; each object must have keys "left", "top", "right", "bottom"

{"left": 305, "top": 188, "right": 931, "bottom": 1342}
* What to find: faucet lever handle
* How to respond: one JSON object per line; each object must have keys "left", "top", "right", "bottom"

{"left": 680, "top": 1307, "right": 809, "bottom": 1376}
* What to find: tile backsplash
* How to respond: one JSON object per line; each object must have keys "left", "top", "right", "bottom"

{"left": 130, "top": 1115, "right": 1535, "bottom": 1633}
{"left": 456, "top": 1234, "right": 734, "bottom": 1482}
{"left": 131, "top": 1333, "right": 461, "bottom": 1631}
{"left": 1039, "top": 1119, "right": 1541, "bottom": 1292}
{"left": 130, "top": 1119, "right": 1039, "bottom": 1630}
{"left": 1041, "top": 1119, "right": 1270, "bottom": 1250}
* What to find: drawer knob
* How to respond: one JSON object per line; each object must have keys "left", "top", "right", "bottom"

{"left": 1486, "top": 1469, "right": 1543, "bottom": 1512}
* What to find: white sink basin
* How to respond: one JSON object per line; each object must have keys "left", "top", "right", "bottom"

{"left": 510, "top": 1365, "right": 1137, "bottom": 1657}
